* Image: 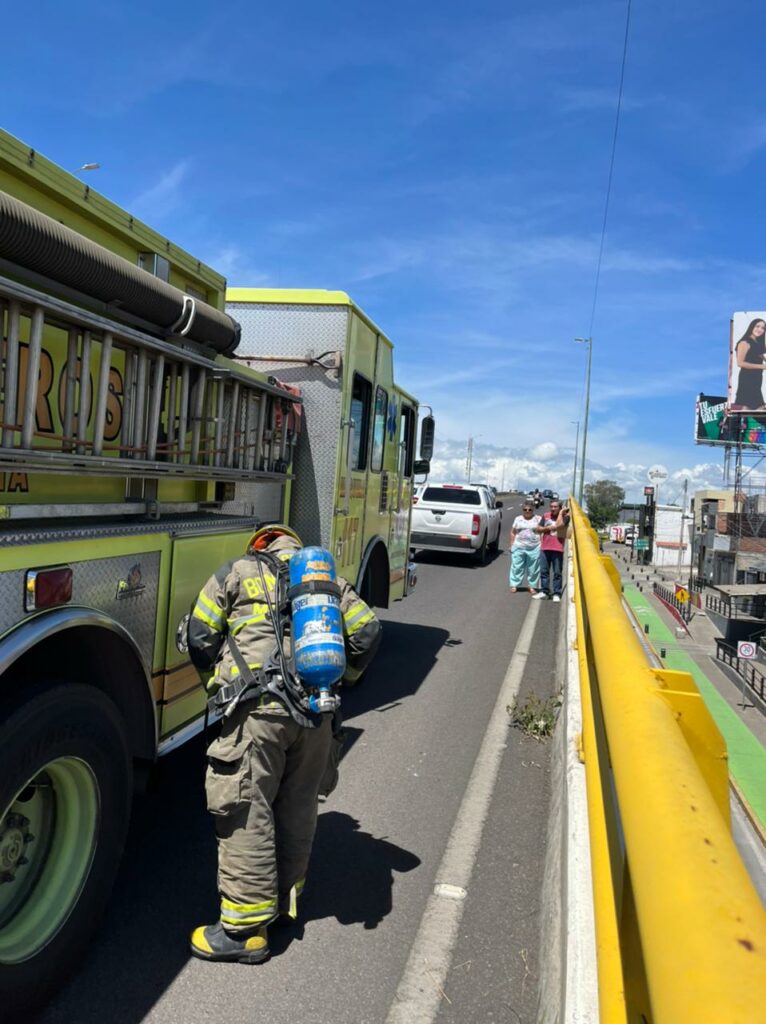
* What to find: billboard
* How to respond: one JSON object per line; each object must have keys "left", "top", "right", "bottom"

{"left": 728, "top": 311, "right": 766, "bottom": 411}
{"left": 695, "top": 393, "right": 766, "bottom": 447}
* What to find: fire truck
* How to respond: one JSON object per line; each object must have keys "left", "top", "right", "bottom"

{"left": 0, "top": 130, "right": 433, "bottom": 1009}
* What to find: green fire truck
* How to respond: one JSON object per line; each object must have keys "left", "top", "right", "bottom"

{"left": 0, "top": 130, "right": 432, "bottom": 1010}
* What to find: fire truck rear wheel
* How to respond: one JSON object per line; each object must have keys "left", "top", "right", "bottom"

{"left": 0, "top": 681, "right": 132, "bottom": 1013}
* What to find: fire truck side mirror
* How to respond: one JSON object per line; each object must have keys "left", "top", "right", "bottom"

{"left": 414, "top": 459, "right": 431, "bottom": 476}
{"left": 419, "top": 415, "right": 435, "bottom": 462}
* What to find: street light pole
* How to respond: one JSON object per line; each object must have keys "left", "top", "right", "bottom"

{"left": 571, "top": 420, "right": 580, "bottom": 500}
{"left": 575, "top": 337, "right": 593, "bottom": 504}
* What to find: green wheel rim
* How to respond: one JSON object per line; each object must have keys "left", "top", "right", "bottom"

{"left": 0, "top": 757, "right": 100, "bottom": 964}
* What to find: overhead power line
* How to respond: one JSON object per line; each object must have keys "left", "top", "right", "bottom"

{"left": 588, "top": 0, "right": 633, "bottom": 338}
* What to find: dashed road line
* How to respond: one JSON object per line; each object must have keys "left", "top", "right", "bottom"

{"left": 385, "top": 598, "right": 542, "bottom": 1024}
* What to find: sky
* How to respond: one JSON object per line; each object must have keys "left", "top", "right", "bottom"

{"left": 2, "top": 0, "right": 764, "bottom": 501}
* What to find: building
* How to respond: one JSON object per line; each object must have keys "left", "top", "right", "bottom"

{"left": 691, "top": 488, "right": 766, "bottom": 585}
{"left": 651, "top": 504, "right": 692, "bottom": 570}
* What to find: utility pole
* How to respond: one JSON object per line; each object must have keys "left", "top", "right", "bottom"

{"left": 571, "top": 420, "right": 580, "bottom": 500}
{"left": 575, "top": 337, "right": 593, "bottom": 504}
{"left": 465, "top": 436, "right": 474, "bottom": 483}
{"left": 500, "top": 461, "right": 506, "bottom": 492}
{"left": 677, "top": 477, "right": 688, "bottom": 577}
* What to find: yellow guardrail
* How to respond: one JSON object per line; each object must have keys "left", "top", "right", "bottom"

{"left": 570, "top": 501, "right": 766, "bottom": 1023}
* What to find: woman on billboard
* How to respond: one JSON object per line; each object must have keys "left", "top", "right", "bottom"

{"left": 733, "top": 318, "right": 766, "bottom": 410}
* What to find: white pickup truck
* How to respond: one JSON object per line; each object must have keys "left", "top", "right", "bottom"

{"left": 410, "top": 482, "right": 503, "bottom": 564}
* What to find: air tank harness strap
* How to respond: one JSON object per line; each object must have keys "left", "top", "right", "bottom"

{"left": 209, "top": 635, "right": 319, "bottom": 729}
{"left": 207, "top": 638, "right": 270, "bottom": 719}
{"left": 286, "top": 579, "right": 342, "bottom": 602}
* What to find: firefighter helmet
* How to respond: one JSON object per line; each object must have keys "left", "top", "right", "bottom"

{"left": 248, "top": 524, "right": 302, "bottom": 552}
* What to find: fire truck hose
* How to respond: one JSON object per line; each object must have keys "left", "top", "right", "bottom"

{"left": 0, "top": 190, "right": 241, "bottom": 355}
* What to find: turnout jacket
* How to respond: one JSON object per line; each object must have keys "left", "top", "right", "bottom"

{"left": 188, "top": 542, "right": 381, "bottom": 704}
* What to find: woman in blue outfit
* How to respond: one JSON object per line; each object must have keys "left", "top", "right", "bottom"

{"left": 508, "top": 502, "right": 541, "bottom": 593}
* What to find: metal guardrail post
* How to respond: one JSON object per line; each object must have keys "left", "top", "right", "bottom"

{"left": 571, "top": 501, "right": 766, "bottom": 1021}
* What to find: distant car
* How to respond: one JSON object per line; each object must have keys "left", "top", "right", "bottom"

{"left": 411, "top": 482, "right": 503, "bottom": 563}
{"left": 550, "top": 491, "right": 559, "bottom": 501}
{"left": 542, "top": 489, "right": 553, "bottom": 499}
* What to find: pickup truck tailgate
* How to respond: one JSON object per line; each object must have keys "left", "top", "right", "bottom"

{"left": 411, "top": 484, "right": 486, "bottom": 550}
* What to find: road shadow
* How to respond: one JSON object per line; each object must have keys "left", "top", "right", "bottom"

{"left": 412, "top": 547, "right": 505, "bottom": 571}
{"left": 36, "top": 747, "right": 422, "bottom": 1023}
{"left": 35, "top": 735, "right": 217, "bottom": 1024}
{"left": 270, "top": 811, "right": 421, "bottom": 955}
{"left": 340, "top": 619, "right": 452, "bottom": 720}
{"left": 36, "top": 621, "right": 442, "bottom": 1022}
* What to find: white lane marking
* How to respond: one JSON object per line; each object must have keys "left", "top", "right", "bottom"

{"left": 385, "top": 599, "right": 542, "bottom": 1024}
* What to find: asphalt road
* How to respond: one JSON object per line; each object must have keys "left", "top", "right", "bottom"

{"left": 38, "top": 499, "right": 563, "bottom": 1024}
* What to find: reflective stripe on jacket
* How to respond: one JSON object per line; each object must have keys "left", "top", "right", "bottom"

{"left": 188, "top": 550, "right": 381, "bottom": 699}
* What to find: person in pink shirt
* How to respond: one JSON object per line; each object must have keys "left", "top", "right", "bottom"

{"left": 532, "top": 499, "right": 569, "bottom": 602}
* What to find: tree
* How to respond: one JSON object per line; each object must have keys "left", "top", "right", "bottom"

{"left": 584, "top": 479, "right": 625, "bottom": 530}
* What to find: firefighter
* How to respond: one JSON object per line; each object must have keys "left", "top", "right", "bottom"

{"left": 187, "top": 525, "right": 381, "bottom": 964}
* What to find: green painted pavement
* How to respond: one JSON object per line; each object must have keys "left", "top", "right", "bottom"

{"left": 624, "top": 585, "right": 766, "bottom": 829}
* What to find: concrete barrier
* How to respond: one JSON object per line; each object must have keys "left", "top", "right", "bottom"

{"left": 537, "top": 552, "right": 598, "bottom": 1023}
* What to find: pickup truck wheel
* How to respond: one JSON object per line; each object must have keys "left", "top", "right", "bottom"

{"left": 0, "top": 682, "right": 132, "bottom": 1014}
{"left": 474, "top": 535, "right": 488, "bottom": 565}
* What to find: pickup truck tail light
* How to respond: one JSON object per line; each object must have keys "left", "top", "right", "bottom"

{"left": 412, "top": 496, "right": 418, "bottom": 504}
{"left": 471, "top": 514, "right": 480, "bottom": 536}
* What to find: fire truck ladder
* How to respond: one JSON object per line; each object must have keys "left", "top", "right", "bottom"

{"left": 0, "top": 273, "right": 300, "bottom": 487}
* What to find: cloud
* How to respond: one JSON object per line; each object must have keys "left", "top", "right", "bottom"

{"left": 428, "top": 435, "right": 724, "bottom": 503}
{"left": 558, "top": 86, "right": 651, "bottom": 114}
{"left": 529, "top": 442, "right": 559, "bottom": 461}
{"left": 130, "top": 160, "right": 191, "bottom": 222}
{"left": 206, "top": 245, "right": 273, "bottom": 287}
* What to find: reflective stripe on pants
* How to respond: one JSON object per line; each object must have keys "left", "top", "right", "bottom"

{"left": 207, "top": 710, "right": 332, "bottom": 933}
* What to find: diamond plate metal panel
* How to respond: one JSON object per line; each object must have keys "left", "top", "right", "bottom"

{"left": 0, "top": 513, "right": 259, "bottom": 548}
{"left": 0, "top": 552, "right": 160, "bottom": 669}
{"left": 218, "top": 480, "right": 285, "bottom": 521}
{"left": 226, "top": 303, "right": 347, "bottom": 547}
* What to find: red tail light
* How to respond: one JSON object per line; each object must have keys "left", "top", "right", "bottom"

{"left": 412, "top": 496, "right": 419, "bottom": 504}
{"left": 25, "top": 566, "right": 73, "bottom": 612}
{"left": 471, "top": 514, "right": 480, "bottom": 536}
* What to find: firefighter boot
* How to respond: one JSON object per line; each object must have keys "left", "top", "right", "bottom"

{"left": 189, "top": 922, "right": 270, "bottom": 964}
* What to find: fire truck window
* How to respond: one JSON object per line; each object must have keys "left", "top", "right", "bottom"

{"left": 350, "top": 373, "right": 372, "bottom": 471}
{"left": 400, "top": 405, "right": 415, "bottom": 477}
{"left": 371, "top": 386, "right": 388, "bottom": 473}
{"left": 138, "top": 252, "right": 170, "bottom": 282}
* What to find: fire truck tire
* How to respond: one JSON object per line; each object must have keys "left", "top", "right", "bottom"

{"left": 0, "top": 681, "right": 132, "bottom": 1014}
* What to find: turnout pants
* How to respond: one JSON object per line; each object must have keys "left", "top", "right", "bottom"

{"left": 205, "top": 708, "right": 333, "bottom": 933}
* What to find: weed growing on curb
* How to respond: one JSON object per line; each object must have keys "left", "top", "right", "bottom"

{"left": 507, "top": 692, "right": 562, "bottom": 741}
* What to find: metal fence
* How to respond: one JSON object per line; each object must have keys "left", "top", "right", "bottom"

{"left": 706, "top": 592, "right": 766, "bottom": 619}
{"left": 653, "top": 583, "right": 692, "bottom": 623}
{"left": 714, "top": 638, "right": 766, "bottom": 703}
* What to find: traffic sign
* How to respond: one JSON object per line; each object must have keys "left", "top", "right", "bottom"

{"left": 635, "top": 538, "right": 649, "bottom": 550}
{"left": 737, "top": 640, "right": 757, "bottom": 660}
{"left": 674, "top": 587, "right": 690, "bottom": 604}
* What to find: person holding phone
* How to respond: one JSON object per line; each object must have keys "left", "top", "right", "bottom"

{"left": 533, "top": 499, "right": 569, "bottom": 602}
